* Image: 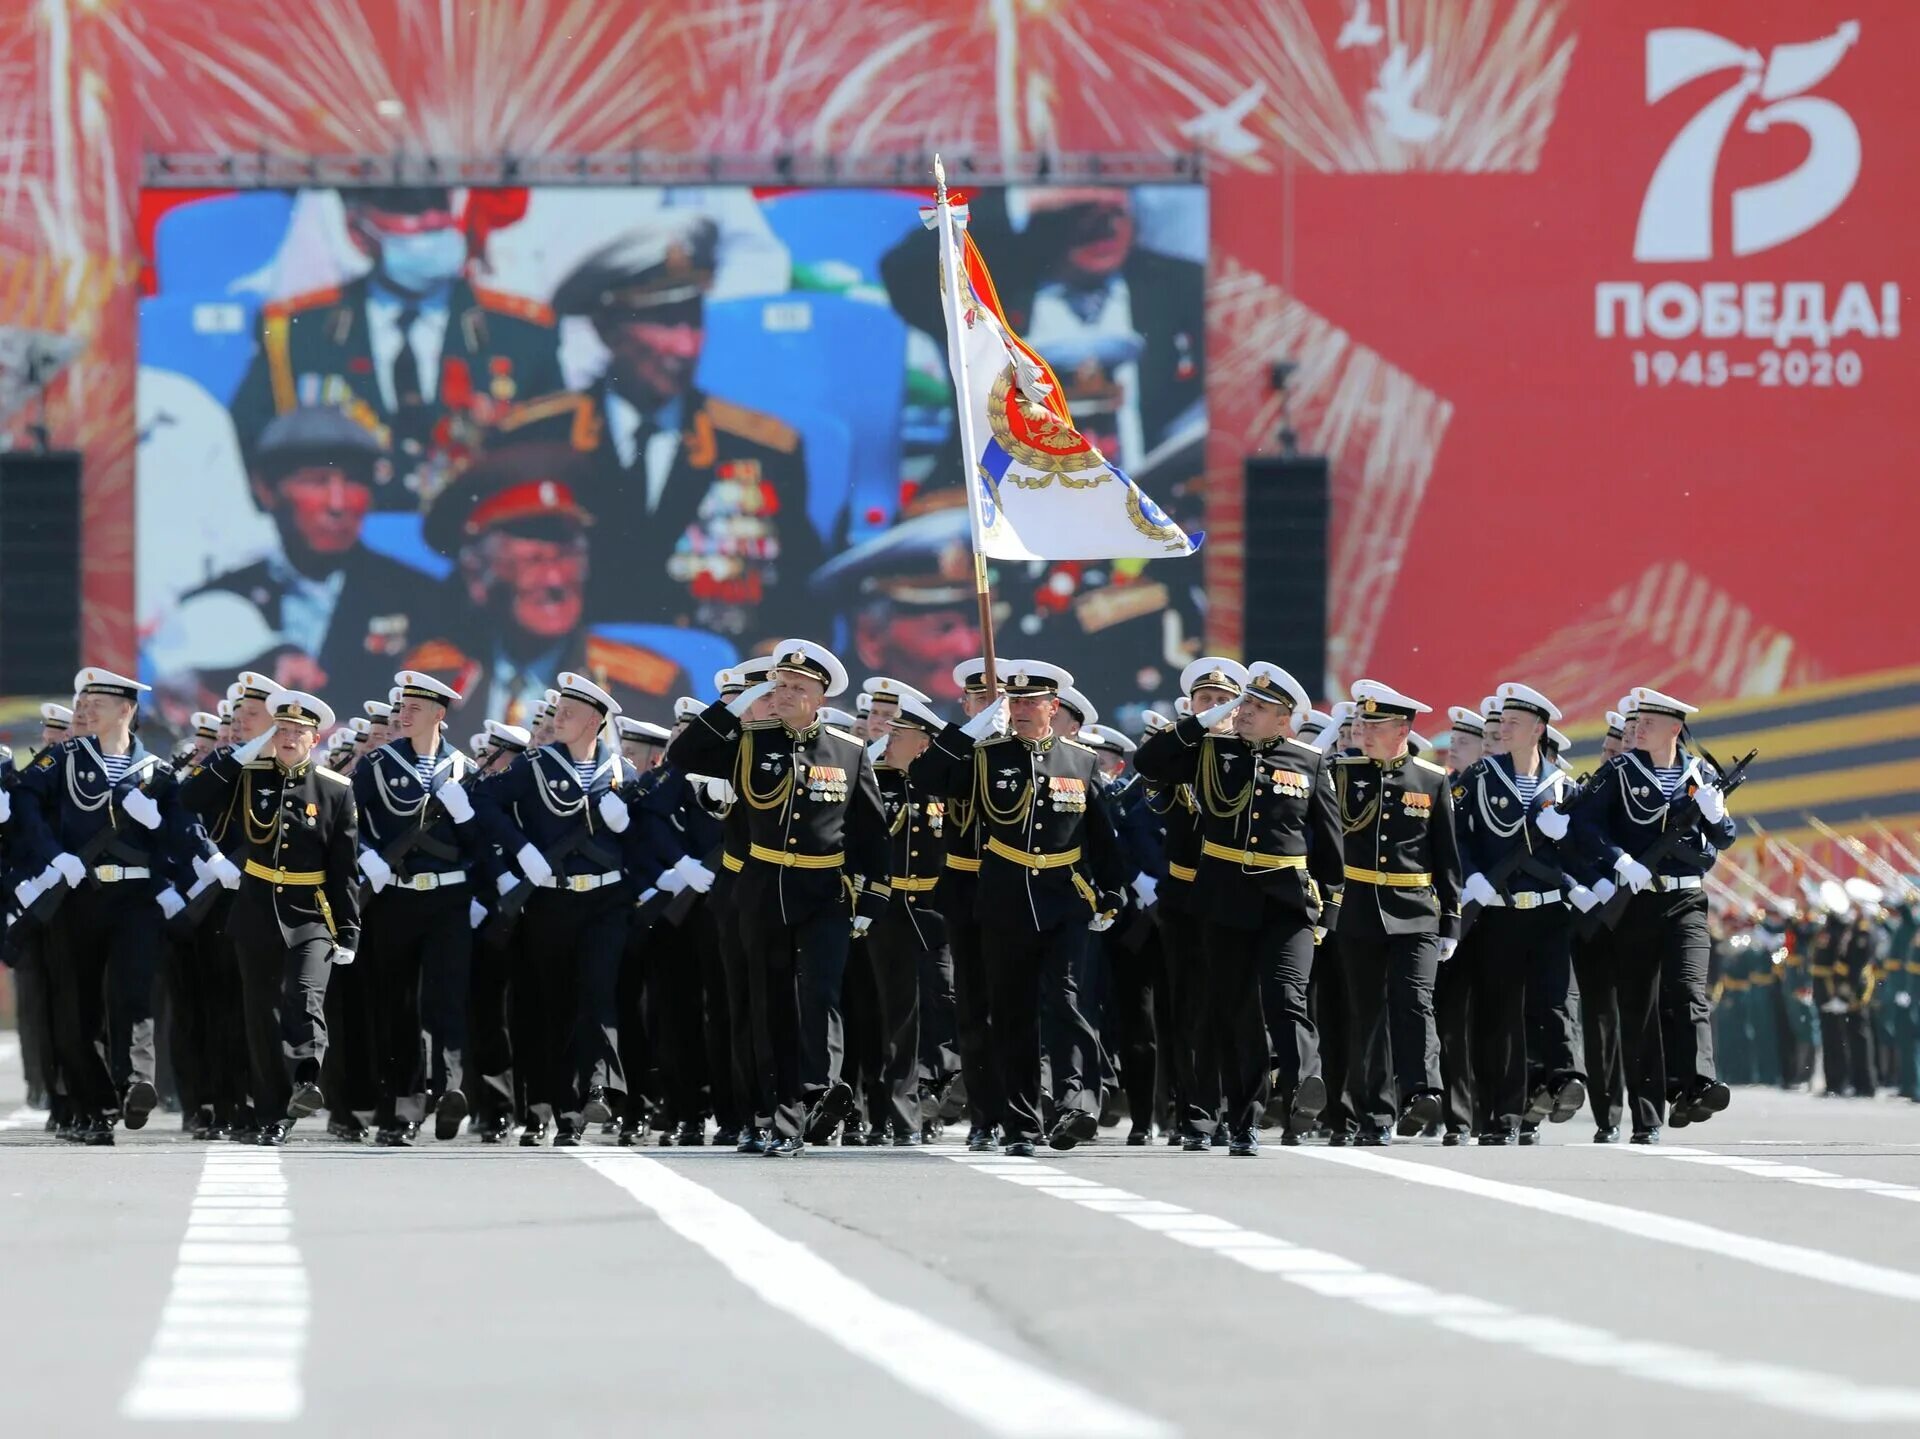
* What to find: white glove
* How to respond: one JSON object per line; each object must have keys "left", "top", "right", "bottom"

{"left": 1088, "top": 912, "right": 1117, "bottom": 933}
{"left": 1131, "top": 873, "right": 1159, "bottom": 908}
{"left": 597, "top": 790, "right": 631, "bottom": 833}
{"left": 637, "top": 888, "right": 659, "bottom": 904}
{"left": 231, "top": 729, "right": 274, "bottom": 764}
{"left": 1820, "top": 998, "right": 1847, "bottom": 1015}
{"left": 1695, "top": 782, "right": 1727, "bottom": 824}
{"left": 1195, "top": 694, "right": 1243, "bottom": 728}
{"left": 961, "top": 696, "right": 1009, "bottom": 742}
{"left": 1567, "top": 884, "right": 1600, "bottom": 914}
{"left": 191, "top": 853, "right": 212, "bottom": 885}
{"left": 851, "top": 915, "right": 873, "bottom": 937}
{"left": 437, "top": 781, "right": 474, "bottom": 825}
{"left": 1462, "top": 872, "right": 1500, "bottom": 908}
{"left": 726, "top": 679, "right": 777, "bottom": 718}
{"left": 120, "top": 788, "right": 162, "bottom": 829}
{"left": 0, "top": 788, "right": 10, "bottom": 824}
{"left": 209, "top": 852, "right": 242, "bottom": 889}
{"left": 330, "top": 946, "right": 356, "bottom": 967}
{"left": 658, "top": 867, "right": 689, "bottom": 896}
{"left": 156, "top": 886, "right": 186, "bottom": 920}
{"left": 358, "top": 848, "right": 394, "bottom": 893}
{"left": 867, "top": 737, "right": 888, "bottom": 767}
{"left": 516, "top": 842, "right": 554, "bottom": 887}
{"left": 1896, "top": 991, "right": 1913, "bottom": 1009}
{"left": 1535, "top": 806, "right": 1570, "bottom": 841}
{"left": 674, "top": 855, "right": 714, "bottom": 894}
{"left": 469, "top": 898, "right": 487, "bottom": 929}
{"left": 702, "top": 778, "right": 736, "bottom": 805}
{"left": 14, "top": 876, "right": 43, "bottom": 910}
{"left": 496, "top": 871, "right": 522, "bottom": 898}
{"left": 1614, "top": 853, "right": 1654, "bottom": 893}
{"left": 1591, "top": 877, "right": 1617, "bottom": 905}
{"left": 1437, "top": 937, "right": 1459, "bottom": 963}
{"left": 51, "top": 852, "right": 86, "bottom": 887}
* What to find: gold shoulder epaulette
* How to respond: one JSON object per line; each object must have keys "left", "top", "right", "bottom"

{"left": 263, "top": 285, "right": 342, "bottom": 317}
{"left": 705, "top": 396, "right": 799, "bottom": 454}
{"left": 244, "top": 760, "right": 276, "bottom": 770}
{"left": 315, "top": 767, "right": 350, "bottom": 785}
{"left": 1059, "top": 737, "right": 1097, "bottom": 754}
{"left": 744, "top": 718, "right": 781, "bottom": 731}
{"left": 471, "top": 285, "right": 555, "bottom": 327}
{"left": 1336, "top": 754, "right": 1368, "bottom": 764}
{"left": 1411, "top": 755, "right": 1448, "bottom": 776}
{"left": 825, "top": 725, "right": 864, "bottom": 745}
{"left": 1283, "top": 736, "right": 1320, "bottom": 752}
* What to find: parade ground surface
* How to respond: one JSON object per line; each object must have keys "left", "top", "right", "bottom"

{"left": 6, "top": 1034, "right": 1920, "bottom": 1438}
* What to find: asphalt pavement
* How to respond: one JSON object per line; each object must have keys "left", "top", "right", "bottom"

{"left": 5, "top": 1032, "right": 1920, "bottom": 1438}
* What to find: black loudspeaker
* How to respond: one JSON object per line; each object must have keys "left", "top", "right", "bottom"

{"left": 0, "top": 451, "right": 84, "bottom": 695}
{"left": 1240, "top": 454, "right": 1329, "bottom": 688}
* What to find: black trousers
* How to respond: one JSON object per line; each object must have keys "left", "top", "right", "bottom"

{"left": 741, "top": 905, "right": 850, "bottom": 1138}
{"left": 1571, "top": 926, "right": 1625, "bottom": 1130}
{"left": 320, "top": 945, "right": 379, "bottom": 1121}
{"left": 615, "top": 915, "right": 659, "bottom": 1125}
{"left": 984, "top": 918, "right": 1095, "bottom": 1144}
{"left": 1159, "top": 906, "right": 1215, "bottom": 1134}
{"left": 915, "top": 932, "right": 959, "bottom": 1104}
{"left": 183, "top": 924, "right": 250, "bottom": 1123}
{"left": 713, "top": 885, "right": 771, "bottom": 1128}
{"left": 510, "top": 884, "right": 629, "bottom": 1126}
{"left": 1524, "top": 906, "right": 1584, "bottom": 1091}
{"left": 1107, "top": 926, "right": 1162, "bottom": 1131}
{"left": 945, "top": 876, "right": 998, "bottom": 1132}
{"left": 863, "top": 909, "right": 928, "bottom": 1135}
{"left": 1459, "top": 908, "right": 1558, "bottom": 1131}
{"left": 10, "top": 936, "right": 58, "bottom": 1104}
{"left": 842, "top": 929, "right": 885, "bottom": 1130}
{"left": 48, "top": 888, "right": 159, "bottom": 1115}
{"left": 1311, "top": 931, "right": 1358, "bottom": 1136}
{"left": 1435, "top": 928, "right": 1479, "bottom": 1134}
{"left": 239, "top": 935, "right": 332, "bottom": 1123}
{"left": 1614, "top": 888, "right": 1713, "bottom": 1130}
{"left": 688, "top": 905, "right": 739, "bottom": 1132}
{"left": 1202, "top": 911, "right": 1315, "bottom": 1134}
{"left": 470, "top": 920, "right": 516, "bottom": 1125}
{"left": 361, "top": 883, "right": 471, "bottom": 1126}
{"left": 1342, "top": 929, "right": 1441, "bottom": 1128}
{"left": 1818, "top": 1009, "right": 1876, "bottom": 1096}
{"left": 1041, "top": 926, "right": 1103, "bottom": 1125}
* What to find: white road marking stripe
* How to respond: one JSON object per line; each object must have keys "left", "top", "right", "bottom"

{"left": 574, "top": 1152, "right": 1171, "bottom": 1438}
{"left": 941, "top": 1152, "right": 1920, "bottom": 1423}
{"left": 1609, "top": 1143, "right": 1920, "bottom": 1203}
{"left": 122, "top": 1149, "right": 308, "bottom": 1422}
{"left": 1281, "top": 1146, "right": 1920, "bottom": 1304}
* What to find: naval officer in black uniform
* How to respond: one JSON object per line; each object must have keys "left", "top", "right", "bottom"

{"left": 666, "top": 640, "right": 891, "bottom": 1155}
{"left": 1335, "top": 680, "right": 1464, "bottom": 1145}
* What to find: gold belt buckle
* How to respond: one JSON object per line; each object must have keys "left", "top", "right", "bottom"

{"left": 1513, "top": 892, "right": 1539, "bottom": 910}
{"left": 96, "top": 864, "right": 122, "bottom": 883}
{"left": 411, "top": 873, "right": 435, "bottom": 891}
{"left": 568, "top": 873, "right": 596, "bottom": 893}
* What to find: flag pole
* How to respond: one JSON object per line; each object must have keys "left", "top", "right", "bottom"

{"left": 933, "top": 154, "right": 998, "bottom": 688}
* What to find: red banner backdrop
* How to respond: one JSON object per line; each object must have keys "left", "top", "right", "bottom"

{"left": 2, "top": 0, "right": 1915, "bottom": 731}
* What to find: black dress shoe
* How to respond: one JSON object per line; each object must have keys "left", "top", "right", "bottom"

{"left": 553, "top": 1120, "right": 585, "bottom": 1148}
{"left": 1164, "top": 1130, "right": 1182, "bottom": 1146}
{"left": 189, "top": 1106, "right": 219, "bottom": 1141}
{"left": 287, "top": 1082, "right": 325, "bottom": 1120}
{"left": 1396, "top": 1092, "right": 1441, "bottom": 1137}
{"left": 617, "top": 1125, "right": 640, "bottom": 1147}
{"left": 864, "top": 1124, "right": 888, "bottom": 1147}
{"left": 921, "top": 1120, "right": 945, "bottom": 1145}
{"left": 1228, "top": 1129, "right": 1258, "bottom": 1157}
{"left": 375, "top": 1124, "right": 415, "bottom": 1147}
{"left": 1125, "top": 1126, "right": 1150, "bottom": 1146}
{"left": 1549, "top": 1076, "right": 1587, "bottom": 1124}
{"left": 738, "top": 1128, "right": 772, "bottom": 1155}
{"left": 1442, "top": 1130, "right": 1469, "bottom": 1147}
{"left": 256, "top": 1120, "right": 291, "bottom": 1147}
{"left": 1280, "top": 1129, "right": 1302, "bottom": 1146}
{"left": 328, "top": 1116, "right": 369, "bottom": 1142}
{"left": 764, "top": 1135, "right": 805, "bottom": 1157}
{"left": 1478, "top": 1130, "right": 1516, "bottom": 1146}
{"left": 122, "top": 1081, "right": 159, "bottom": 1131}
{"left": 892, "top": 1129, "right": 916, "bottom": 1147}
{"left": 1289, "top": 1074, "right": 1329, "bottom": 1129}
{"left": 1181, "top": 1131, "right": 1210, "bottom": 1152}
{"left": 1630, "top": 1128, "right": 1661, "bottom": 1145}
{"left": 712, "top": 1127, "right": 740, "bottom": 1148}
{"left": 966, "top": 1126, "right": 994, "bottom": 1153}
{"left": 1594, "top": 1126, "right": 1621, "bottom": 1143}
{"left": 83, "top": 1115, "right": 116, "bottom": 1146}
{"left": 1210, "top": 1128, "right": 1230, "bottom": 1149}
{"left": 1696, "top": 1079, "right": 1731, "bottom": 1113}
{"left": 1667, "top": 1105, "right": 1692, "bottom": 1129}
{"left": 434, "top": 1089, "right": 469, "bottom": 1141}
{"left": 1003, "top": 1140, "right": 1036, "bottom": 1157}
{"left": 519, "top": 1124, "right": 549, "bottom": 1148}
{"left": 1523, "top": 1085, "right": 1554, "bottom": 1126}
{"left": 1048, "top": 1110, "right": 1098, "bottom": 1151}
{"left": 1518, "top": 1128, "right": 1541, "bottom": 1146}
{"left": 477, "top": 1116, "right": 512, "bottom": 1144}
{"left": 1354, "top": 1126, "right": 1392, "bottom": 1147}
{"left": 804, "top": 1082, "right": 855, "bottom": 1144}
{"left": 581, "top": 1088, "right": 613, "bottom": 1126}
{"left": 1326, "top": 1130, "right": 1351, "bottom": 1147}
{"left": 675, "top": 1121, "right": 707, "bottom": 1147}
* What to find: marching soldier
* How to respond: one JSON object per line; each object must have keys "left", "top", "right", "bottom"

{"left": 911, "top": 661, "right": 1126, "bottom": 1157}
{"left": 1136, "top": 661, "right": 1345, "bottom": 1155}
{"left": 1572, "top": 702, "right": 1634, "bottom": 1140}
{"left": 10, "top": 669, "right": 190, "bottom": 1144}
{"left": 1334, "top": 680, "right": 1463, "bottom": 1145}
{"left": 1140, "top": 699, "right": 1208, "bottom": 1146}
{"left": 1571, "top": 686, "right": 1739, "bottom": 1141}
{"left": 466, "top": 719, "right": 532, "bottom": 1142}
{"left": 1435, "top": 704, "right": 1487, "bottom": 1144}
{"left": 180, "top": 690, "right": 361, "bottom": 1146}
{"left": 351, "top": 671, "right": 486, "bottom": 1144}
{"left": 666, "top": 641, "right": 890, "bottom": 1155}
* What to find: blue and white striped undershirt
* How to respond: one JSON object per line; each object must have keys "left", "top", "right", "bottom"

{"left": 575, "top": 758, "right": 598, "bottom": 791}
{"left": 413, "top": 746, "right": 440, "bottom": 786}
{"left": 98, "top": 752, "right": 132, "bottom": 782}
{"left": 1512, "top": 770, "right": 1539, "bottom": 804}
{"left": 1653, "top": 763, "right": 1685, "bottom": 797}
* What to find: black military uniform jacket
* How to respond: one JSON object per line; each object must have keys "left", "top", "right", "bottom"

{"left": 1570, "top": 747, "right": 1738, "bottom": 881}
{"left": 666, "top": 702, "right": 888, "bottom": 927}
{"left": 1136, "top": 716, "right": 1344, "bottom": 930}
{"left": 181, "top": 748, "right": 360, "bottom": 951}
{"left": 1334, "top": 750, "right": 1464, "bottom": 940}
{"left": 350, "top": 736, "right": 483, "bottom": 882}
{"left": 472, "top": 742, "right": 652, "bottom": 886}
{"left": 876, "top": 763, "right": 947, "bottom": 952}
{"left": 1144, "top": 776, "right": 1201, "bottom": 918}
{"left": 912, "top": 723, "right": 1125, "bottom": 933}
{"left": 1456, "top": 753, "right": 1588, "bottom": 899}
{"left": 13, "top": 738, "right": 190, "bottom": 898}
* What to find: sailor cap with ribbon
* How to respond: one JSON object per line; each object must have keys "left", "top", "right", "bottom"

{"left": 364, "top": 700, "right": 393, "bottom": 721}
{"left": 673, "top": 696, "right": 705, "bottom": 723}
{"left": 1544, "top": 725, "right": 1570, "bottom": 755}
{"left": 1617, "top": 691, "right": 1640, "bottom": 718}
{"left": 819, "top": 706, "right": 860, "bottom": 730}
{"left": 770, "top": 639, "right": 849, "bottom": 697}
{"left": 886, "top": 694, "right": 945, "bottom": 734}
{"left": 1329, "top": 701, "right": 1356, "bottom": 727}
{"left": 557, "top": 671, "right": 621, "bottom": 717}
{"left": 862, "top": 675, "right": 933, "bottom": 707}
{"left": 1296, "top": 708, "right": 1336, "bottom": 740}
{"left": 485, "top": 720, "right": 531, "bottom": 752}
{"left": 1605, "top": 710, "right": 1626, "bottom": 739}
{"left": 1245, "top": 663, "right": 1309, "bottom": 728}
{"left": 1001, "top": 660, "right": 1073, "bottom": 698}
{"left": 1351, "top": 679, "right": 1432, "bottom": 721}
{"left": 234, "top": 671, "right": 276, "bottom": 702}
{"left": 394, "top": 670, "right": 461, "bottom": 707}
{"left": 1448, "top": 706, "right": 1486, "bottom": 737}
{"left": 215, "top": 699, "right": 234, "bottom": 722}
{"left": 1173, "top": 696, "right": 1193, "bottom": 718}
{"left": 1180, "top": 656, "right": 1249, "bottom": 699}
{"left": 468, "top": 731, "right": 491, "bottom": 756}
{"left": 190, "top": 711, "right": 221, "bottom": 740}
{"left": 1080, "top": 723, "right": 1137, "bottom": 757}
{"left": 1630, "top": 686, "right": 1696, "bottom": 720}
{"left": 615, "top": 717, "right": 673, "bottom": 745}
{"left": 1496, "top": 682, "right": 1562, "bottom": 724}
{"left": 349, "top": 716, "right": 373, "bottom": 737}
{"left": 1056, "top": 686, "right": 1098, "bottom": 726}
{"left": 1479, "top": 693, "right": 1503, "bottom": 722}
{"left": 73, "top": 667, "right": 150, "bottom": 703}
{"left": 1141, "top": 709, "right": 1174, "bottom": 735}
{"left": 40, "top": 702, "right": 73, "bottom": 729}
{"left": 951, "top": 657, "right": 1005, "bottom": 695}
{"left": 714, "top": 657, "right": 774, "bottom": 697}
{"left": 267, "top": 689, "right": 334, "bottom": 731}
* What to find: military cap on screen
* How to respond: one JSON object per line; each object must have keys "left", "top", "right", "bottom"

{"left": 394, "top": 670, "right": 461, "bottom": 707}
{"left": 862, "top": 676, "right": 933, "bottom": 707}
{"left": 190, "top": 711, "right": 221, "bottom": 740}
{"left": 552, "top": 215, "right": 719, "bottom": 317}
{"left": 40, "top": 702, "right": 72, "bottom": 729}
{"left": 615, "top": 716, "right": 673, "bottom": 744}
{"left": 855, "top": 693, "right": 873, "bottom": 716}
{"left": 484, "top": 720, "right": 531, "bottom": 752}
{"left": 952, "top": 657, "right": 1005, "bottom": 694}
{"left": 770, "top": 639, "right": 849, "bottom": 697}
{"left": 1448, "top": 706, "right": 1485, "bottom": 737}
{"left": 1496, "top": 682, "right": 1562, "bottom": 724}
{"left": 819, "top": 706, "right": 860, "bottom": 730}
{"left": 887, "top": 695, "right": 945, "bottom": 734}
{"left": 557, "top": 671, "right": 621, "bottom": 717}
{"left": 74, "top": 667, "right": 150, "bottom": 702}
{"left": 1057, "top": 686, "right": 1098, "bottom": 726}
{"left": 363, "top": 700, "right": 393, "bottom": 721}
{"left": 673, "top": 696, "right": 704, "bottom": 723}
{"left": 423, "top": 395, "right": 600, "bottom": 556}
{"left": 1605, "top": 710, "right": 1626, "bottom": 739}
{"left": 1001, "top": 660, "right": 1072, "bottom": 697}
{"left": 267, "top": 689, "right": 334, "bottom": 731}
{"left": 1630, "top": 686, "right": 1696, "bottom": 719}
{"left": 1180, "top": 656, "right": 1249, "bottom": 698}
{"left": 253, "top": 405, "right": 384, "bottom": 479}
{"left": 1244, "top": 663, "right": 1309, "bottom": 727}
{"left": 1351, "top": 679, "right": 1431, "bottom": 721}
{"left": 1080, "top": 723, "right": 1137, "bottom": 757}
{"left": 350, "top": 186, "right": 455, "bottom": 218}
{"left": 811, "top": 505, "right": 979, "bottom": 609}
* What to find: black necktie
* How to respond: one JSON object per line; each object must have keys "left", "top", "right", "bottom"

{"left": 392, "top": 307, "right": 421, "bottom": 406}
{"left": 631, "top": 416, "right": 659, "bottom": 509}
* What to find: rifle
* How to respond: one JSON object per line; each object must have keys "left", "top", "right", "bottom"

{"left": 165, "top": 868, "right": 226, "bottom": 939}
{"left": 1867, "top": 818, "right": 1920, "bottom": 876}
{"left": 480, "top": 827, "right": 617, "bottom": 948}
{"left": 1456, "top": 765, "right": 1608, "bottom": 940}
{"left": 28, "top": 763, "right": 177, "bottom": 924}
{"left": 1805, "top": 813, "right": 1919, "bottom": 902}
{"left": 1591, "top": 746, "right": 1757, "bottom": 931}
